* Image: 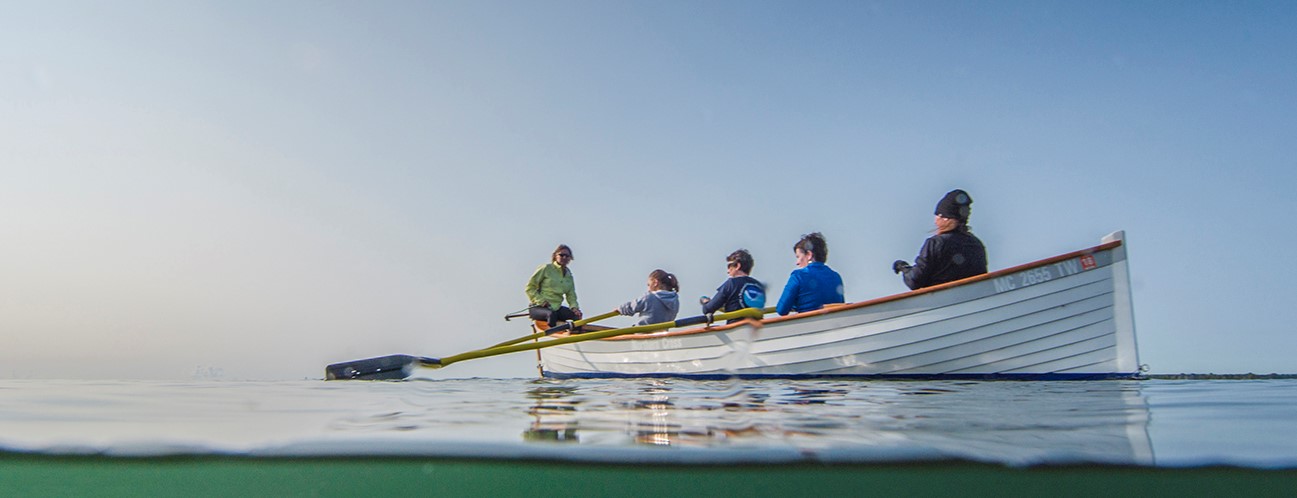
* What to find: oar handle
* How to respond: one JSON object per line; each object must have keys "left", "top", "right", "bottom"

{"left": 435, "top": 307, "right": 765, "bottom": 368}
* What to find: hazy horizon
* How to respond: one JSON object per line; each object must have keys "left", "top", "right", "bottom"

{"left": 3, "top": 1, "right": 1295, "bottom": 379}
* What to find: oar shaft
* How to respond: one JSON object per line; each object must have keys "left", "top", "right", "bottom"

{"left": 431, "top": 308, "right": 764, "bottom": 368}
{"left": 485, "top": 310, "right": 621, "bottom": 350}
{"left": 486, "top": 332, "right": 546, "bottom": 351}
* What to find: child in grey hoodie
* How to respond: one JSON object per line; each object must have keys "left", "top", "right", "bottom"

{"left": 617, "top": 269, "right": 681, "bottom": 326}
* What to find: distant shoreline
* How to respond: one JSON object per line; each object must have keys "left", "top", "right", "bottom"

{"left": 1147, "top": 373, "right": 1297, "bottom": 380}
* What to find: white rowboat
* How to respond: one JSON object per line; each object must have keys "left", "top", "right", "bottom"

{"left": 541, "top": 231, "right": 1141, "bottom": 380}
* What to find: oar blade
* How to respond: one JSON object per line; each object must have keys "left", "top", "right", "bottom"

{"left": 325, "top": 354, "right": 421, "bottom": 381}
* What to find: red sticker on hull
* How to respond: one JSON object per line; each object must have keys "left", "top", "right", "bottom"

{"left": 1080, "top": 254, "right": 1097, "bottom": 270}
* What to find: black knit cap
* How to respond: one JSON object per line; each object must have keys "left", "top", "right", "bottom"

{"left": 934, "top": 189, "right": 973, "bottom": 222}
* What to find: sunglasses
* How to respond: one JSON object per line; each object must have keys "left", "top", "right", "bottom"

{"left": 558, "top": 253, "right": 573, "bottom": 258}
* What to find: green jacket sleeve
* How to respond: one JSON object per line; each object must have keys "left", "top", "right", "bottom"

{"left": 525, "top": 265, "right": 546, "bottom": 305}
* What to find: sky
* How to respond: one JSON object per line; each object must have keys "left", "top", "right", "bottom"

{"left": 2, "top": 1, "right": 1294, "bottom": 380}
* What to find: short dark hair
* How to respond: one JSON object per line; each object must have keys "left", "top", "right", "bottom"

{"left": 794, "top": 232, "right": 828, "bottom": 263}
{"left": 726, "top": 249, "right": 754, "bottom": 274}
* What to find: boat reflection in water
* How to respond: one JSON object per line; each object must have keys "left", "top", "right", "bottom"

{"left": 521, "top": 377, "right": 1154, "bottom": 466}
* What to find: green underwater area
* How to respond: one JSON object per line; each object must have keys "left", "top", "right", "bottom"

{"left": 3, "top": 455, "right": 1296, "bottom": 498}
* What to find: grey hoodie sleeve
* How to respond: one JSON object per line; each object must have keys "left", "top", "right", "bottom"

{"left": 619, "top": 294, "right": 649, "bottom": 316}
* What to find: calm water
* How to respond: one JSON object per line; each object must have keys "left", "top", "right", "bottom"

{"left": 1, "top": 378, "right": 1295, "bottom": 468}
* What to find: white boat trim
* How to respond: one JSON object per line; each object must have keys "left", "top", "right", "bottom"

{"left": 542, "top": 231, "right": 1141, "bottom": 380}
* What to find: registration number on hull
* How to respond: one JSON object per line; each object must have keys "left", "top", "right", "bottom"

{"left": 992, "top": 256, "right": 1094, "bottom": 293}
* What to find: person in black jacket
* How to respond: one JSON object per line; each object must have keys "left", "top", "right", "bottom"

{"left": 893, "top": 189, "right": 988, "bottom": 290}
{"left": 701, "top": 249, "right": 765, "bottom": 321}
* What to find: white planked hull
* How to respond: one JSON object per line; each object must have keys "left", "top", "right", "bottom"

{"left": 541, "top": 232, "right": 1141, "bottom": 380}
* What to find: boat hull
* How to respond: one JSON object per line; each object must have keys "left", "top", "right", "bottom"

{"left": 542, "top": 232, "right": 1141, "bottom": 380}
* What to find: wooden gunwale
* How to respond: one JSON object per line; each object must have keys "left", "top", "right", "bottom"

{"left": 599, "top": 239, "right": 1123, "bottom": 342}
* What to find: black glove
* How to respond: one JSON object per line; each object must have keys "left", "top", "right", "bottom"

{"left": 892, "top": 260, "right": 912, "bottom": 274}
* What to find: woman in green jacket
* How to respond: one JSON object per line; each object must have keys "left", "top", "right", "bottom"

{"left": 526, "top": 244, "right": 583, "bottom": 328}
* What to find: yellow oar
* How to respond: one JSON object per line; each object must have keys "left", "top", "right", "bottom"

{"left": 324, "top": 308, "right": 765, "bottom": 380}
{"left": 434, "top": 307, "right": 763, "bottom": 368}
{"left": 485, "top": 310, "right": 621, "bottom": 350}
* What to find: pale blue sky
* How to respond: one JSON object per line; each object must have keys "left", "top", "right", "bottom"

{"left": 2, "top": 1, "right": 1294, "bottom": 379}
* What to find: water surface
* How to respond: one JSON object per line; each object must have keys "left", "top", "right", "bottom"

{"left": 1, "top": 378, "right": 1294, "bottom": 468}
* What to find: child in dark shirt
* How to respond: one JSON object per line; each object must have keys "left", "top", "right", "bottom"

{"left": 701, "top": 249, "right": 765, "bottom": 321}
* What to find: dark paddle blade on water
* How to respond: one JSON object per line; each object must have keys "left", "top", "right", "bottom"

{"left": 324, "top": 354, "right": 440, "bottom": 380}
